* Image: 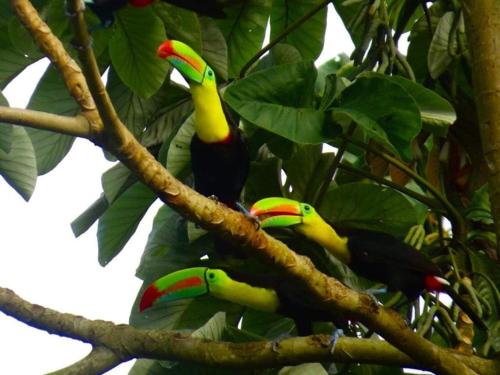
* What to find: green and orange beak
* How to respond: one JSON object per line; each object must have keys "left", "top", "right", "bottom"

{"left": 157, "top": 40, "right": 207, "bottom": 83}
{"left": 140, "top": 267, "right": 209, "bottom": 312}
{"left": 250, "top": 197, "right": 304, "bottom": 228}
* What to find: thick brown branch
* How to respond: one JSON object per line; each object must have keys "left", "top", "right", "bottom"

{"left": 48, "top": 347, "right": 122, "bottom": 375}
{"left": 0, "top": 106, "right": 92, "bottom": 138}
{"left": 0, "top": 286, "right": 496, "bottom": 374}
{"left": 67, "top": 0, "right": 129, "bottom": 145}
{"left": 10, "top": 0, "right": 102, "bottom": 135}
{"left": 463, "top": 0, "right": 500, "bottom": 258}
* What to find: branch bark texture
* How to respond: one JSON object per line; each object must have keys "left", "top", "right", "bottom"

{"left": 0, "top": 286, "right": 497, "bottom": 374}
{"left": 463, "top": 0, "right": 500, "bottom": 258}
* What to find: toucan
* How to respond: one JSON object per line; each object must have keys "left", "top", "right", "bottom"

{"left": 250, "top": 197, "right": 487, "bottom": 330}
{"left": 157, "top": 40, "right": 249, "bottom": 211}
{"left": 84, "top": 0, "right": 225, "bottom": 27}
{"left": 140, "top": 267, "right": 347, "bottom": 336}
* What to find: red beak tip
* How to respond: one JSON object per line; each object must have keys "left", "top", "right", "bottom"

{"left": 157, "top": 40, "right": 173, "bottom": 59}
{"left": 139, "top": 285, "right": 161, "bottom": 312}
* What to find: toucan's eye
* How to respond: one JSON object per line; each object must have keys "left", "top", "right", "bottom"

{"left": 208, "top": 272, "right": 215, "bottom": 279}
{"left": 207, "top": 70, "right": 213, "bottom": 77}
{"left": 304, "top": 205, "right": 311, "bottom": 212}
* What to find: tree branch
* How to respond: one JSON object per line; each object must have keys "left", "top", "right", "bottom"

{"left": 0, "top": 106, "right": 92, "bottom": 138}
{"left": 0, "top": 286, "right": 497, "bottom": 374}
{"left": 463, "top": 0, "right": 500, "bottom": 259}
{"left": 48, "top": 347, "right": 123, "bottom": 375}
{"left": 10, "top": 1, "right": 481, "bottom": 374}
{"left": 10, "top": 0, "right": 102, "bottom": 135}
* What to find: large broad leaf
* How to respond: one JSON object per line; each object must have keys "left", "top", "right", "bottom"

{"left": 271, "top": 0, "right": 327, "bottom": 61}
{"left": 224, "top": 62, "right": 328, "bottom": 143}
{"left": 0, "top": 126, "right": 37, "bottom": 201}
{"left": 154, "top": 2, "right": 202, "bottom": 52}
{"left": 334, "top": 74, "right": 421, "bottom": 161}
{"left": 109, "top": 6, "right": 169, "bottom": 98}
{"left": 217, "top": 0, "right": 272, "bottom": 78}
{"left": 165, "top": 114, "right": 195, "bottom": 178}
{"left": 200, "top": 18, "right": 228, "bottom": 81}
{"left": 106, "top": 68, "right": 159, "bottom": 137}
{"left": 428, "top": 12, "right": 458, "bottom": 79}
{"left": 140, "top": 82, "right": 192, "bottom": 148}
{"left": 101, "top": 162, "right": 136, "bottom": 203}
{"left": 245, "top": 158, "right": 282, "bottom": 204}
{"left": 26, "top": 66, "right": 77, "bottom": 174}
{"left": 389, "top": 75, "right": 456, "bottom": 136}
{"left": 319, "top": 182, "right": 420, "bottom": 237}
{"left": 282, "top": 144, "right": 324, "bottom": 201}
{"left": 70, "top": 195, "right": 109, "bottom": 237}
{"left": 466, "top": 184, "right": 492, "bottom": 225}
{"left": 279, "top": 363, "right": 327, "bottom": 375}
{"left": 0, "top": 92, "right": 12, "bottom": 153}
{"left": 97, "top": 182, "right": 157, "bottom": 265}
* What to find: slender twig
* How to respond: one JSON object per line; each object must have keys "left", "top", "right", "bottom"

{"left": 239, "top": 0, "right": 331, "bottom": 78}
{"left": 47, "top": 347, "right": 123, "bottom": 375}
{"left": 314, "top": 124, "right": 355, "bottom": 207}
{"left": 339, "top": 135, "right": 465, "bottom": 238}
{"left": 0, "top": 106, "right": 92, "bottom": 138}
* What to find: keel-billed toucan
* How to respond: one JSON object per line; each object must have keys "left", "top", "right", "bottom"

{"left": 85, "top": 0, "right": 225, "bottom": 27}
{"left": 157, "top": 40, "right": 249, "bottom": 210}
{"left": 250, "top": 197, "right": 487, "bottom": 329}
{"left": 140, "top": 267, "right": 345, "bottom": 335}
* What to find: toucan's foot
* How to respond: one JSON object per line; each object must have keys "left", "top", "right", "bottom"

{"left": 329, "top": 328, "right": 344, "bottom": 354}
{"left": 326, "top": 329, "right": 344, "bottom": 374}
{"left": 208, "top": 195, "right": 220, "bottom": 203}
{"left": 363, "top": 287, "right": 386, "bottom": 306}
{"left": 235, "top": 202, "right": 260, "bottom": 229}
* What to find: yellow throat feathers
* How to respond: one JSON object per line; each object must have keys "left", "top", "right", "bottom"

{"left": 190, "top": 84, "right": 231, "bottom": 143}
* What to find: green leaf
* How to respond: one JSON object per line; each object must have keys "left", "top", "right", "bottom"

{"left": 166, "top": 114, "right": 195, "bottom": 178}
{"left": 253, "top": 43, "right": 303, "bottom": 73}
{"left": 428, "top": 12, "right": 456, "bottom": 79}
{"left": 97, "top": 182, "right": 157, "bottom": 265}
{"left": 319, "top": 182, "right": 420, "bottom": 237}
{"left": 191, "top": 311, "right": 226, "bottom": 340}
{"left": 0, "top": 92, "right": 12, "bottom": 153}
{"left": 282, "top": 144, "right": 323, "bottom": 201}
{"left": 8, "top": 17, "right": 38, "bottom": 57}
{"left": 279, "top": 363, "right": 327, "bottom": 375}
{"left": 109, "top": 6, "right": 169, "bottom": 98}
{"left": 155, "top": 2, "right": 202, "bottom": 52}
{"left": 106, "top": 68, "right": 159, "bottom": 137}
{"left": 199, "top": 18, "right": 228, "bottom": 80}
{"left": 217, "top": 0, "right": 272, "bottom": 78}
{"left": 140, "top": 83, "right": 192, "bottom": 148}
{"left": 245, "top": 158, "right": 282, "bottom": 204}
{"left": 26, "top": 66, "right": 77, "bottom": 174}
{"left": 70, "top": 195, "right": 109, "bottom": 237}
{"left": 271, "top": 0, "right": 327, "bottom": 61}
{"left": 466, "top": 184, "right": 492, "bottom": 224}
{"left": 389, "top": 75, "right": 456, "bottom": 136}
{"left": 334, "top": 74, "right": 421, "bottom": 161}
{"left": 101, "top": 162, "right": 135, "bottom": 203}
{"left": 224, "top": 62, "right": 328, "bottom": 143}
{"left": 0, "top": 126, "right": 37, "bottom": 201}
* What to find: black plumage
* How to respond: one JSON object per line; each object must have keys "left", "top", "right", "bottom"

{"left": 190, "top": 126, "right": 249, "bottom": 209}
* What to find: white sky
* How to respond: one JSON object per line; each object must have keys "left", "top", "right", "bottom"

{"left": 0, "top": 6, "right": 357, "bottom": 374}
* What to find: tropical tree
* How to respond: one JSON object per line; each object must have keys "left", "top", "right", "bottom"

{"left": 0, "top": 0, "right": 499, "bottom": 374}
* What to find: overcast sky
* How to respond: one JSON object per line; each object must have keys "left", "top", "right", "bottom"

{"left": 0, "top": 6, "right": 354, "bottom": 374}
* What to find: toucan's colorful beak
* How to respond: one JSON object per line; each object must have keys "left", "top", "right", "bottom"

{"left": 250, "top": 197, "right": 303, "bottom": 228}
{"left": 139, "top": 267, "right": 209, "bottom": 312}
{"left": 157, "top": 40, "right": 206, "bottom": 83}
